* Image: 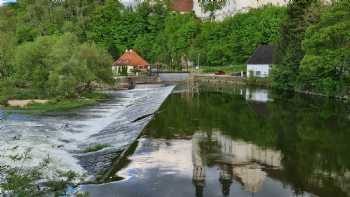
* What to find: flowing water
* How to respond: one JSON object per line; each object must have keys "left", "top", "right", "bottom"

{"left": 81, "top": 83, "right": 350, "bottom": 197}
{"left": 0, "top": 85, "right": 174, "bottom": 179}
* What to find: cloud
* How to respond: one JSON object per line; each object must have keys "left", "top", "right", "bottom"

{"left": 0, "top": 0, "right": 16, "bottom": 6}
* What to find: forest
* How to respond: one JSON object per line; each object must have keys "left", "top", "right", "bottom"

{"left": 273, "top": 0, "right": 350, "bottom": 96}
{"left": 0, "top": 0, "right": 349, "bottom": 101}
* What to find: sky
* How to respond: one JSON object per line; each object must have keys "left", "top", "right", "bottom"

{"left": 0, "top": 0, "right": 16, "bottom": 6}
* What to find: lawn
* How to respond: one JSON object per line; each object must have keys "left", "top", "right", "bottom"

{"left": 195, "top": 65, "right": 246, "bottom": 74}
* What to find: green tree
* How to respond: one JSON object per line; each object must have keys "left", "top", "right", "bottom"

{"left": 0, "top": 32, "right": 15, "bottom": 78}
{"left": 0, "top": 4, "right": 16, "bottom": 78}
{"left": 14, "top": 35, "right": 57, "bottom": 93}
{"left": 192, "top": 6, "right": 285, "bottom": 67}
{"left": 272, "top": 0, "right": 319, "bottom": 90}
{"left": 298, "top": 0, "right": 350, "bottom": 96}
{"left": 13, "top": 33, "right": 113, "bottom": 98}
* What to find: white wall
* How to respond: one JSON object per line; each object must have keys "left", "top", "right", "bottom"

{"left": 247, "top": 64, "right": 270, "bottom": 78}
{"left": 193, "top": 0, "right": 288, "bottom": 21}
{"left": 245, "top": 89, "right": 270, "bottom": 102}
{"left": 112, "top": 65, "right": 135, "bottom": 75}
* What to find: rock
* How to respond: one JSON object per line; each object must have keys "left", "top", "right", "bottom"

{"left": 7, "top": 99, "right": 49, "bottom": 107}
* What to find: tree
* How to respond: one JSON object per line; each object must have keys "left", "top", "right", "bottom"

{"left": 14, "top": 35, "right": 57, "bottom": 93}
{"left": 191, "top": 6, "right": 286, "bottom": 67}
{"left": 272, "top": 0, "right": 319, "bottom": 90}
{"left": 298, "top": 0, "right": 350, "bottom": 96}
{"left": 13, "top": 33, "right": 113, "bottom": 98}
{"left": 0, "top": 4, "right": 16, "bottom": 78}
{"left": 0, "top": 32, "right": 15, "bottom": 78}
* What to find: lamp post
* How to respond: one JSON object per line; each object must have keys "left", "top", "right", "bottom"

{"left": 196, "top": 53, "right": 201, "bottom": 72}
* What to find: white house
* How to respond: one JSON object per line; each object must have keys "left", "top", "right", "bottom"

{"left": 246, "top": 45, "right": 275, "bottom": 78}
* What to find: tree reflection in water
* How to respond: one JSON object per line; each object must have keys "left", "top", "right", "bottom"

{"left": 144, "top": 83, "right": 350, "bottom": 197}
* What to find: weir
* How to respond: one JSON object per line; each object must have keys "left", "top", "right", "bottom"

{"left": 0, "top": 85, "right": 175, "bottom": 179}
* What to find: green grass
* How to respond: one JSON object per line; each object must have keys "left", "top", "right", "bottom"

{"left": 4, "top": 92, "right": 111, "bottom": 113}
{"left": 24, "top": 99, "right": 97, "bottom": 113}
{"left": 196, "top": 65, "right": 246, "bottom": 74}
{"left": 245, "top": 77, "right": 272, "bottom": 87}
{"left": 82, "top": 144, "right": 112, "bottom": 153}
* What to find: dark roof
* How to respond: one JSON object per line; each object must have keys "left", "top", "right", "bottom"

{"left": 247, "top": 45, "right": 276, "bottom": 64}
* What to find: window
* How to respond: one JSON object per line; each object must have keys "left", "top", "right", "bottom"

{"left": 256, "top": 71, "right": 261, "bottom": 76}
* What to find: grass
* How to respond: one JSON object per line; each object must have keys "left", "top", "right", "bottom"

{"left": 82, "top": 144, "right": 112, "bottom": 153}
{"left": 195, "top": 65, "right": 246, "bottom": 74}
{"left": 245, "top": 77, "right": 272, "bottom": 87}
{"left": 25, "top": 99, "right": 97, "bottom": 113}
{"left": 4, "top": 92, "right": 112, "bottom": 114}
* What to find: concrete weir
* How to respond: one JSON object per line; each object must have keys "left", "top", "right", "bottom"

{"left": 0, "top": 84, "right": 175, "bottom": 181}
{"left": 76, "top": 85, "right": 175, "bottom": 177}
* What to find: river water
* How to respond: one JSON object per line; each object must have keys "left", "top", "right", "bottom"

{"left": 80, "top": 83, "right": 350, "bottom": 197}
{"left": 0, "top": 85, "right": 174, "bottom": 179}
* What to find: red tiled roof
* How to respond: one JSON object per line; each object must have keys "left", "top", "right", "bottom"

{"left": 170, "top": 0, "right": 193, "bottom": 12}
{"left": 113, "top": 50, "right": 150, "bottom": 67}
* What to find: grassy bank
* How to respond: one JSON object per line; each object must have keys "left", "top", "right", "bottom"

{"left": 245, "top": 77, "right": 272, "bottom": 87}
{"left": 3, "top": 92, "right": 112, "bottom": 113}
{"left": 197, "top": 65, "right": 246, "bottom": 74}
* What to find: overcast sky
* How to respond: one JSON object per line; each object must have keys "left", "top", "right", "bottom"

{"left": 0, "top": 0, "right": 16, "bottom": 6}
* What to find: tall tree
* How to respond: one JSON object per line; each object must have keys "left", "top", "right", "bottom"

{"left": 298, "top": 0, "right": 350, "bottom": 95}
{"left": 272, "top": 0, "right": 319, "bottom": 90}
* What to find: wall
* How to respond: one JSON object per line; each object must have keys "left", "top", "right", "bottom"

{"left": 158, "top": 72, "right": 191, "bottom": 82}
{"left": 247, "top": 64, "right": 270, "bottom": 78}
{"left": 193, "top": 0, "right": 288, "bottom": 21}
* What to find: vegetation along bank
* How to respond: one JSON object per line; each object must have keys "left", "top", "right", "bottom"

{"left": 0, "top": 0, "right": 349, "bottom": 103}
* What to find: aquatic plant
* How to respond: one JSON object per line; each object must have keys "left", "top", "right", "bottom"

{"left": 82, "top": 144, "right": 112, "bottom": 153}
{"left": 0, "top": 148, "right": 83, "bottom": 197}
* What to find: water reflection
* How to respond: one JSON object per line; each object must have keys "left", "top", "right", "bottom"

{"left": 82, "top": 83, "right": 350, "bottom": 197}
{"left": 192, "top": 131, "right": 282, "bottom": 196}
{"left": 245, "top": 89, "right": 271, "bottom": 103}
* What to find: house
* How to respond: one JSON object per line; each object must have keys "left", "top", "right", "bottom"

{"left": 246, "top": 45, "right": 276, "bottom": 78}
{"left": 112, "top": 49, "right": 150, "bottom": 75}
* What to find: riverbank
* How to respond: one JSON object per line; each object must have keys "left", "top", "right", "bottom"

{"left": 191, "top": 74, "right": 271, "bottom": 87}
{"left": 0, "top": 85, "right": 175, "bottom": 196}
{"left": 191, "top": 74, "right": 350, "bottom": 101}
{"left": 1, "top": 92, "right": 112, "bottom": 114}
{"left": 191, "top": 65, "right": 246, "bottom": 74}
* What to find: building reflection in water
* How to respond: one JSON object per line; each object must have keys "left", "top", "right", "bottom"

{"left": 192, "top": 131, "right": 282, "bottom": 196}
{"left": 244, "top": 88, "right": 271, "bottom": 103}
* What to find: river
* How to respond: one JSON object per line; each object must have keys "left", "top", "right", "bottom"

{"left": 0, "top": 85, "right": 174, "bottom": 179}
{"left": 81, "top": 83, "right": 350, "bottom": 197}
{"left": 1, "top": 83, "right": 350, "bottom": 197}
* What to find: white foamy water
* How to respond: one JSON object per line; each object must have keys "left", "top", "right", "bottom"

{"left": 0, "top": 85, "right": 174, "bottom": 178}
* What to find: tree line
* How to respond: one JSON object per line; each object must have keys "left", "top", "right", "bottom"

{"left": 0, "top": 0, "right": 348, "bottom": 100}
{"left": 0, "top": 0, "right": 285, "bottom": 101}
{"left": 273, "top": 0, "right": 350, "bottom": 96}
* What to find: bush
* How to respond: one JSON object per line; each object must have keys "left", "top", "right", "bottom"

{"left": 0, "top": 149, "right": 82, "bottom": 197}
{"left": 5, "top": 33, "right": 114, "bottom": 99}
